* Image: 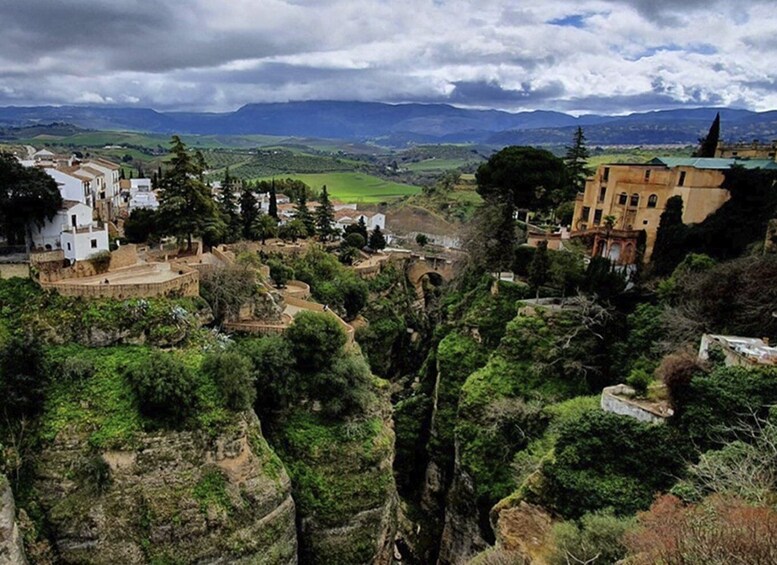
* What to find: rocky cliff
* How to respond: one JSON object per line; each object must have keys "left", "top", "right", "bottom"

{"left": 270, "top": 397, "right": 398, "bottom": 564}
{"left": 0, "top": 475, "right": 27, "bottom": 565}
{"left": 32, "top": 412, "right": 297, "bottom": 564}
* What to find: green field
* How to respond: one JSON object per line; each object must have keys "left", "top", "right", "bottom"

{"left": 405, "top": 158, "right": 476, "bottom": 172}
{"left": 256, "top": 172, "right": 421, "bottom": 203}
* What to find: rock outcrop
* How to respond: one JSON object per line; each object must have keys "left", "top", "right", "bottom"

{"left": 33, "top": 412, "right": 297, "bottom": 564}
{"left": 0, "top": 475, "right": 27, "bottom": 565}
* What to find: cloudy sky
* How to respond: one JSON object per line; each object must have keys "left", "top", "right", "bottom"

{"left": 1, "top": 0, "right": 775, "bottom": 114}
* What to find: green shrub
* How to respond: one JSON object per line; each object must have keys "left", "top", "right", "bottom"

{"left": 58, "top": 356, "right": 96, "bottom": 382}
{"left": 268, "top": 260, "right": 294, "bottom": 288}
{"left": 202, "top": 351, "right": 255, "bottom": 411}
{"left": 548, "top": 510, "right": 633, "bottom": 565}
{"left": 87, "top": 250, "right": 112, "bottom": 274}
{"left": 124, "top": 350, "right": 196, "bottom": 422}
{"left": 344, "top": 233, "right": 366, "bottom": 249}
{"left": 285, "top": 311, "right": 346, "bottom": 372}
{"left": 238, "top": 336, "right": 295, "bottom": 415}
{"left": 539, "top": 411, "right": 685, "bottom": 519}
{"left": 0, "top": 333, "right": 49, "bottom": 418}
{"left": 627, "top": 368, "right": 652, "bottom": 397}
{"left": 312, "top": 352, "right": 375, "bottom": 417}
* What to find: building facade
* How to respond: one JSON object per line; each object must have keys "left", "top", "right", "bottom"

{"left": 571, "top": 157, "right": 777, "bottom": 262}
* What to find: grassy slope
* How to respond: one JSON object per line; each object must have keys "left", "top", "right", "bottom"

{"left": 256, "top": 172, "right": 421, "bottom": 203}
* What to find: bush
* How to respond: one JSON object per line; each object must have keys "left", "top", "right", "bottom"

{"left": 268, "top": 260, "right": 294, "bottom": 288}
{"left": 200, "top": 264, "right": 258, "bottom": 323}
{"left": 58, "top": 356, "right": 96, "bottom": 382}
{"left": 627, "top": 368, "right": 652, "bottom": 397}
{"left": 202, "top": 351, "right": 255, "bottom": 410}
{"left": 539, "top": 411, "right": 685, "bottom": 519}
{"left": 238, "top": 335, "right": 295, "bottom": 415}
{"left": 125, "top": 350, "right": 196, "bottom": 422}
{"left": 285, "top": 311, "right": 347, "bottom": 372}
{"left": 656, "top": 350, "right": 707, "bottom": 408}
{"left": 0, "top": 333, "right": 48, "bottom": 418}
{"left": 549, "top": 510, "right": 633, "bottom": 565}
{"left": 312, "top": 352, "right": 375, "bottom": 417}
{"left": 87, "top": 250, "right": 112, "bottom": 274}
{"left": 344, "top": 233, "right": 366, "bottom": 249}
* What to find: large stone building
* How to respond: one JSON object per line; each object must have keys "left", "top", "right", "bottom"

{"left": 571, "top": 156, "right": 777, "bottom": 262}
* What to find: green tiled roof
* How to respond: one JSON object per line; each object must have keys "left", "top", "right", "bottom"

{"left": 649, "top": 157, "right": 777, "bottom": 170}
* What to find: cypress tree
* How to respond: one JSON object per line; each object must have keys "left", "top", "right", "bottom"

{"left": 269, "top": 179, "right": 278, "bottom": 219}
{"left": 368, "top": 225, "right": 387, "bottom": 250}
{"left": 564, "top": 127, "right": 593, "bottom": 197}
{"left": 528, "top": 239, "right": 550, "bottom": 298}
{"left": 697, "top": 112, "right": 721, "bottom": 158}
{"left": 315, "top": 185, "right": 336, "bottom": 240}
{"left": 240, "top": 184, "right": 258, "bottom": 240}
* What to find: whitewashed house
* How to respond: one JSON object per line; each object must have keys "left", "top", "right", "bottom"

{"left": 128, "top": 178, "right": 159, "bottom": 210}
{"left": 43, "top": 169, "right": 93, "bottom": 207}
{"left": 31, "top": 201, "right": 109, "bottom": 261}
{"left": 334, "top": 210, "right": 386, "bottom": 233}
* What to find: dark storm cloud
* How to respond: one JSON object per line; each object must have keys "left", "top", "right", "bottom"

{"left": 447, "top": 81, "right": 566, "bottom": 105}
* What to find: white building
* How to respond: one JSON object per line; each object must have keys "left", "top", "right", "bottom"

{"left": 129, "top": 192, "right": 159, "bottom": 211}
{"left": 30, "top": 201, "right": 109, "bottom": 262}
{"left": 334, "top": 210, "right": 386, "bottom": 233}
{"left": 699, "top": 334, "right": 777, "bottom": 367}
{"left": 43, "top": 169, "right": 92, "bottom": 207}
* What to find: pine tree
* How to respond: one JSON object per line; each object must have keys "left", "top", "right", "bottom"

{"left": 696, "top": 112, "right": 721, "bottom": 158}
{"left": 315, "top": 185, "right": 336, "bottom": 240}
{"left": 240, "top": 184, "right": 258, "bottom": 240}
{"left": 157, "top": 135, "right": 218, "bottom": 251}
{"left": 295, "top": 191, "right": 315, "bottom": 236}
{"left": 368, "top": 225, "right": 387, "bottom": 250}
{"left": 564, "top": 127, "right": 593, "bottom": 198}
{"left": 268, "top": 179, "right": 278, "bottom": 219}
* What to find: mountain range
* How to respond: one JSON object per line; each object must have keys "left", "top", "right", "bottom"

{"left": 1, "top": 101, "right": 776, "bottom": 147}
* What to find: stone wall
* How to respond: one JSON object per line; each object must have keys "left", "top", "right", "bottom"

{"left": 41, "top": 269, "right": 199, "bottom": 300}
{"left": 109, "top": 244, "right": 139, "bottom": 270}
{"left": 600, "top": 385, "right": 671, "bottom": 424}
{"left": 0, "top": 263, "right": 30, "bottom": 280}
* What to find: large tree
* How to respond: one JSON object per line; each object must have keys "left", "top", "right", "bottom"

{"left": 652, "top": 195, "right": 687, "bottom": 275}
{"left": 294, "top": 191, "right": 315, "bottom": 236}
{"left": 564, "top": 127, "right": 593, "bottom": 198}
{"left": 476, "top": 146, "right": 567, "bottom": 212}
{"left": 157, "top": 136, "right": 218, "bottom": 251}
{"left": 268, "top": 179, "right": 278, "bottom": 219}
{"left": 315, "top": 185, "right": 337, "bottom": 240}
{"left": 0, "top": 152, "right": 62, "bottom": 247}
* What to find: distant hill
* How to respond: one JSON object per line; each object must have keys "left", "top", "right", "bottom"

{"left": 0, "top": 102, "right": 775, "bottom": 147}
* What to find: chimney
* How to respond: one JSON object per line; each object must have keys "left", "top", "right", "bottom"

{"left": 763, "top": 337, "right": 770, "bottom": 346}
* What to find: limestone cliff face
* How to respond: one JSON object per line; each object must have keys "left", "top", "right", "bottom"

{"left": 437, "top": 443, "right": 489, "bottom": 565}
{"left": 33, "top": 412, "right": 297, "bottom": 564}
{"left": 0, "top": 475, "right": 27, "bottom": 565}
{"left": 271, "top": 392, "right": 398, "bottom": 565}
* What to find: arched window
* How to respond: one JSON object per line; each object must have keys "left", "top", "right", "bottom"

{"left": 618, "top": 192, "right": 628, "bottom": 205}
{"left": 630, "top": 193, "right": 640, "bottom": 207}
{"left": 647, "top": 194, "right": 658, "bottom": 208}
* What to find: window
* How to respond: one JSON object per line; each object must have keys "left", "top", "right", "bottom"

{"left": 91, "top": 239, "right": 98, "bottom": 249}
{"left": 643, "top": 220, "right": 649, "bottom": 225}
{"left": 603, "top": 167, "right": 610, "bottom": 182}
{"left": 599, "top": 186, "right": 607, "bottom": 202}
{"left": 67, "top": 242, "right": 72, "bottom": 251}
{"left": 678, "top": 171, "right": 686, "bottom": 186}
{"left": 618, "top": 192, "right": 628, "bottom": 205}
{"left": 644, "top": 169, "right": 651, "bottom": 181}
{"left": 647, "top": 194, "right": 658, "bottom": 208}
{"left": 630, "top": 193, "right": 640, "bottom": 207}
{"left": 593, "top": 209, "right": 603, "bottom": 225}
{"left": 582, "top": 206, "right": 591, "bottom": 221}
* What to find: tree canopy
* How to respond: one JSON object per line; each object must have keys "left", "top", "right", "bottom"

{"left": 157, "top": 136, "right": 218, "bottom": 250}
{"left": 476, "top": 146, "right": 567, "bottom": 211}
{"left": 0, "top": 152, "right": 62, "bottom": 246}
